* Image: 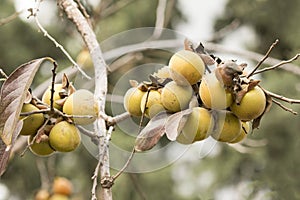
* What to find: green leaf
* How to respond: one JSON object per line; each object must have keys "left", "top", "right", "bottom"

{"left": 0, "top": 57, "right": 53, "bottom": 176}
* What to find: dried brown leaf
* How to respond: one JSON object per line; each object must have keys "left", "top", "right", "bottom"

{"left": 0, "top": 120, "right": 22, "bottom": 176}
{"left": 24, "top": 90, "right": 32, "bottom": 104}
{"left": 184, "top": 38, "right": 194, "bottom": 51}
{"left": 135, "top": 112, "right": 169, "bottom": 152}
{"left": 235, "top": 87, "right": 248, "bottom": 104}
{"left": 129, "top": 80, "right": 139, "bottom": 87}
{"left": 61, "top": 73, "right": 70, "bottom": 88}
{"left": 247, "top": 80, "right": 260, "bottom": 91}
{"left": 199, "top": 54, "right": 215, "bottom": 66}
{"left": 165, "top": 109, "right": 193, "bottom": 141}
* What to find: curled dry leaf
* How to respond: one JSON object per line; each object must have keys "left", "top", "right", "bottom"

{"left": 215, "top": 60, "right": 244, "bottom": 87}
{"left": 134, "top": 112, "right": 170, "bottom": 152}
{"left": 61, "top": 73, "right": 70, "bottom": 88}
{"left": 184, "top": 38, "right": 194, "bottom": 51}
{"left": 24, "top": 90, "right": 33, "bottom": 104}
{"left": 165, "top": 108, "right": 193, "bottom": 141}
{"left": 129, "top": 80, "right": 139, "bottom": 88}
{"left": 199, "top": 54, "right": 215, "bottom": 66}
{"left": 0, "top": 57, "right": 53, "bottom": 176}
{"left": 252, "top": 87, "right": 273, "bottom": 129}
{"left": 184, "top": 39, "right": 215, "bottom": 66}
{"left": 234, "top": 80, "right": 261, "bottom": 104}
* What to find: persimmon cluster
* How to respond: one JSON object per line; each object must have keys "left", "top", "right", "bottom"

{"left": 124, "top": 46, "right": 269, "bottom": 145}
{"left": 19, "top": 75, "right": 98, "bottom": 156}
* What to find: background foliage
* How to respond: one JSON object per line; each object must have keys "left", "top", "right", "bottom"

{"left": 0, "top": 0, "right": 299, "bottom": 199}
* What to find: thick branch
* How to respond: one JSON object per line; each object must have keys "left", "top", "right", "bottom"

{"left": 57, "top": 0, "right": 110, "bottom": 199}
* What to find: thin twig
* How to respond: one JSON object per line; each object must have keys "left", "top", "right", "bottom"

{"left": 112, "top": 148, "right": 135, "bottom": 180}
{"left": 101, "top": 39, "right": 300, "bottom": 76}
{"left": 20, "top": 118, "right": 50, "bottom": 157}
{"left": 272, "top": 99, "right": 298, "bottom": 115}
{"left": 204, "top": 42, "right": 300, "bottom": 76}
{"left": 262, "top": 88, "right": 300, "bottom": 104}
{"left": 77, "top": 126, "right": 97, "bottom": 138}
{"left": 109, "top": 112, "right": 131, "bottom": 125}
{"left": 112, "top": 88, "right": 152, "bottom": 181}
{"left": 247, "top": 39, "right": 279, "bottom": 78}
{"left": 253, "top": 53, "right": 300, "bottom": 75}
{"left": 0, "top": 69, "right": 8, "bottom": 79}
{"left": 19, "top": 109, "right": 50, "bottom": 116}
{"left": 0, "top": 10, "right": 24, "bottom": 26}
{"left": 75, "top": 0, "right": 90, "bottom": 19}
{"left": 100, "top": 111, "right": 131, "bottom": 126}
{"left": 31, "top": 10, "right": 91, "bottom": 79}
{"left": 91, "top": 161, "right": 101, "bottom": 200}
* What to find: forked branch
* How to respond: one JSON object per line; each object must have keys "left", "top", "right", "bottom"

{"left": 253, "top": 53, "right": 300, "bottom": 75}
{"left": 247, "top": 39, "right": 279, "bottom": 78}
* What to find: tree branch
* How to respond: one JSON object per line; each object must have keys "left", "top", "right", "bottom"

{"left": 253, "top": 53, "right": 300, "bottom": 75}
{"left": 204, "top": 42, "right": 300, "bottom": 76}
{"left": 151, "top": 0, "right": 168, "bottom": 39}
{"left": 262, "top": 88, "right": 300, "bottom": 104}
{"left": 30, "top": 7, "right": 91, "bottom": 79}
{"left": 57, "top": 0, "right": 110, "bottom": 199}
{"left": 0, "top": 10, "right": 24, "bottom": 26}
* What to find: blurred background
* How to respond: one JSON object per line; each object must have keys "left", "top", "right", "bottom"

{"left": 0, "top": 0, "right": 300, "bottom": 199}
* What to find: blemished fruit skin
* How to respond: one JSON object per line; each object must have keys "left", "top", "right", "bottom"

{"left": 176, "top": 107, "right": 213, "bottom": 144}
{"left": 49, "top": 121, "right": 81, "bottom": 152}
{"left": 52, "top": 177, "right": 73, "bottom": 196}
{"left": 124, "top": 87, "right": 146, "bottom": 117}
{"left": 19, "top": 104, "right": 44, "bottom": 136}
{"left": 28, "top": 135, "right": 55, "bottom": 156}
{"left": 211, "top": 111, "right": 242, "bottom": 142}
{"left": 230, "top": 86, "right": 266, "bottom": 121}
{"left": 140, "top": 90, "right": 165, "bottom": 118}
{"left": 199, "top": 72, "right": 233, "bottom": 110}
{"left": 63, "top": 89, "right": 98, "bottom": 125}
{"left": 169, "top": 50, "right": 205, "bottom": 85}
{"left": 161, "top": 81, "right": 193, "bottom": 112}
{"left": 42, "top": 84, "right": 64, "bottom": 110}
{"left": 229, "top": 121, "right": 250, "bottom": 143}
